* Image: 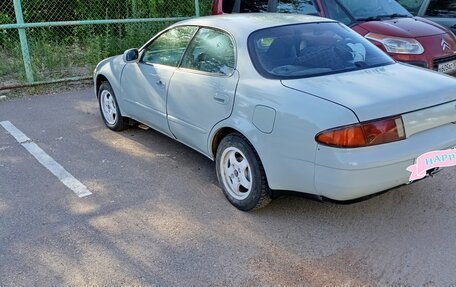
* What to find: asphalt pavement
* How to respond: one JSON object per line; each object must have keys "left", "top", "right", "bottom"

{"left": 0, "top": 88, "right": 455, "bottom": 286}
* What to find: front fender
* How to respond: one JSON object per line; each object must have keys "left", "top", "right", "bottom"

{"left": 94, "top": 55, "right": 126, "bottom": 102}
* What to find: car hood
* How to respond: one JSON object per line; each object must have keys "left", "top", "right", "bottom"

{"left": 358, "top": 17, "right": 446, "bottom": 38}
{"left": 423, "top": 16, "right": 456, "bottom": 34}
{"left": 281, "top": 63, "right": 456, "bottom": 122}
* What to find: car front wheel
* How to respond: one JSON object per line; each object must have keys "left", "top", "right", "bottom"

{"left": 98, "top": 81, "right": 127, "bottom": 131}
{"left": 216, "top": 133, "right": 272, "bottom": 211}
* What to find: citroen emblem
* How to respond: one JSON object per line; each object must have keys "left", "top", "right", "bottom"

{"left": 441, "top": 38, "right": 451, "bottom": 51}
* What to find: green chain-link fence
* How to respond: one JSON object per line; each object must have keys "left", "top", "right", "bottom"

{"left": 0, "top": 0, "right": 213, "bottom": 88}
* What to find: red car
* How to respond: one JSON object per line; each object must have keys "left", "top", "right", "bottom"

{"left": 212, "top": 0, "right": 456, "bottom": 74}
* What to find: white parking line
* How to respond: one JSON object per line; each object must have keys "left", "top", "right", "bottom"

{"left": 0, "top": 120, "right": 92, "bottom": 198}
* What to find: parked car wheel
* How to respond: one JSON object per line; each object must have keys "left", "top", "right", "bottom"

{"left": 98, "top": 81, "right": 127, "bottom": 131}
{"left": 216, "top": 133, "right": 272, "bottom": 211}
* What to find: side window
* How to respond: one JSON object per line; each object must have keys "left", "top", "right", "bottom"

{"left": 276, "top": 0, "right": 319, "bottom": 15}
{"left": 181, "top": 28, "right": 235, "bottom": 75}
{"left": 426, "top": 0, "right": 456, "bottom": 17}
{"left": 141, "top": 26, "right": 197, "bottom": 67}
{"left": 222, "top": 0, "right": 272, "bottom": 13}
{"left": 396, "top": 0, "right": 424, "bottom": 15}
{"left": 324, "top": 0, "right": 353, "bottom": 25}
{"left": 240, "top": 0, "right": 269, "bottom": 12}
{"left": 222, "top": 0, "right": 237, "bottom": 13}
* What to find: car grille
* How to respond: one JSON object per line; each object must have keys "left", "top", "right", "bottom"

{"left": 433, "top": 54, "right": 456, "bottom": 70}
{"left": 406, "top": 61, "right": 427, "bottom": 68}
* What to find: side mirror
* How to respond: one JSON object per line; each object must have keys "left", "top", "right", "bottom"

{"left": 123, "top": 48, "right": 139, "bottom": 62}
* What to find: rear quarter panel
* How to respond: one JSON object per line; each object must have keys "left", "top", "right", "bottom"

{"left": 210, "top": 78, "right": 359, "bottom": 194}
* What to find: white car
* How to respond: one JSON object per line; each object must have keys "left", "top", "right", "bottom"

{"left": 94, "top": 13, "right": 456, "bottom": 210}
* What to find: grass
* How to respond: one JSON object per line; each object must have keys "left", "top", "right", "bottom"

{"left": 0, "top": 31, "right": 25, "bottom": 84}
{"left": 0, "top": 0, "right": 214, "bottom": 87}
{"left": 0, "top": 21, "right": 175, "bottom": 86}
{"left": 0, "top": 0, "right": 215, "bottom": 86}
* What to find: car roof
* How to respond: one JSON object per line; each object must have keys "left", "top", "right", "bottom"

{"left": 172, "top": 13, "right": 335, "bottom": 34}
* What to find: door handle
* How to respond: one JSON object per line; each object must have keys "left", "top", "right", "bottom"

{"left": 213, "top": 94, "right": 228, "bottom": 104}
{"left": 156, "top": 80, "right": 165, "bottom": 87}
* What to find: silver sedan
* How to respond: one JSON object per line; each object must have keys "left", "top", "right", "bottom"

{"left": 94, "top": 13, "right": 456, "bottom": 210}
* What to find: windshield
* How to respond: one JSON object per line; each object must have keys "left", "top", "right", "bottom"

{"left": 337, "top": 0, "right": 412, "bottom": 20}
{"left": 248, "top": 22, "right": 395, "bottom": 79}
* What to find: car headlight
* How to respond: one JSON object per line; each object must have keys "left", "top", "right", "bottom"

{"left": 365, "top": 33, "right": 424, "bottom": 55}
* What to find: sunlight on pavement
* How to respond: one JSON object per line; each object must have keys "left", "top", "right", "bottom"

{"left": 0, "top": 200, "right": 8, "bottom": 214}
{"left": 69, "top": 200, "right": 100, "bottom": 215}
{"left": 91, "top": 130, "right": 160, "bottom": 161}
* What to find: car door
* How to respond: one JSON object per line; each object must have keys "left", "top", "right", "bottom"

{"left": 120, "top": 26, "right": 198, "bottom": 135}
{"left": 166, "top": 27, "right": 239, "bottom": 154}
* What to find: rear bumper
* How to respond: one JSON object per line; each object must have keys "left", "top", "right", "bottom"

{"left": 314, "top": 123, "right": 456, "bottom": 201}
{"left": 315, "top": 159, "right": 412, "bottom": 200}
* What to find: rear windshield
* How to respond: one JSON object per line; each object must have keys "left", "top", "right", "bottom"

{"left": 248, "top": 22, "right": 395, "bottom": 79}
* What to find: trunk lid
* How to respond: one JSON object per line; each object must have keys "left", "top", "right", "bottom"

{"left": 281, "top": 63, "right": 456, "bottom": 135}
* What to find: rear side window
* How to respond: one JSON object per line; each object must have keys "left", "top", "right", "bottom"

{"left": 426, "top": 0, "right": 456, "bottom": 17}
{"left": 276, "top": 0, "right": 319, "bottom": 15}
{"left": 181, "top": 28, "right": 235, "bottom": 75}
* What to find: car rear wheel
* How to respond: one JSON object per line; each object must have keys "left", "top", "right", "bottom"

{"left": 98, "top": 81, "right": 127, "bottom": 131}
{"left": 216, "top": 133, "right": 272, "bottom": 211}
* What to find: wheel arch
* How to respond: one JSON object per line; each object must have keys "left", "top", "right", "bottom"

{"left": 210, "top": 127, "right": 239, "bottom": 159}
{"left": 95, "top": 74, "right": 109, "bottom": 98}
{"left": 93, "top": 55, "right": 126, "bottom": 101}
{"left": 208, "top": 122, "right": 264, "bottom": 165}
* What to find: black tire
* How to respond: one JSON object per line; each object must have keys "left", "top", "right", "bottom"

{"left": 216, "top": 133, "right": 272, "bottom": 211}
{"left": 98, "top": 81, "right": 127, "bottom": 131}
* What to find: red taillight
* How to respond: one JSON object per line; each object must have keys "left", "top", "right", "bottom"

{"left": 315, "top": 116, "right": 406, "bottom": 148}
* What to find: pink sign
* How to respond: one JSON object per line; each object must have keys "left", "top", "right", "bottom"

{"left": 407, "top": 149, "right": 456, "bottom": 181}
